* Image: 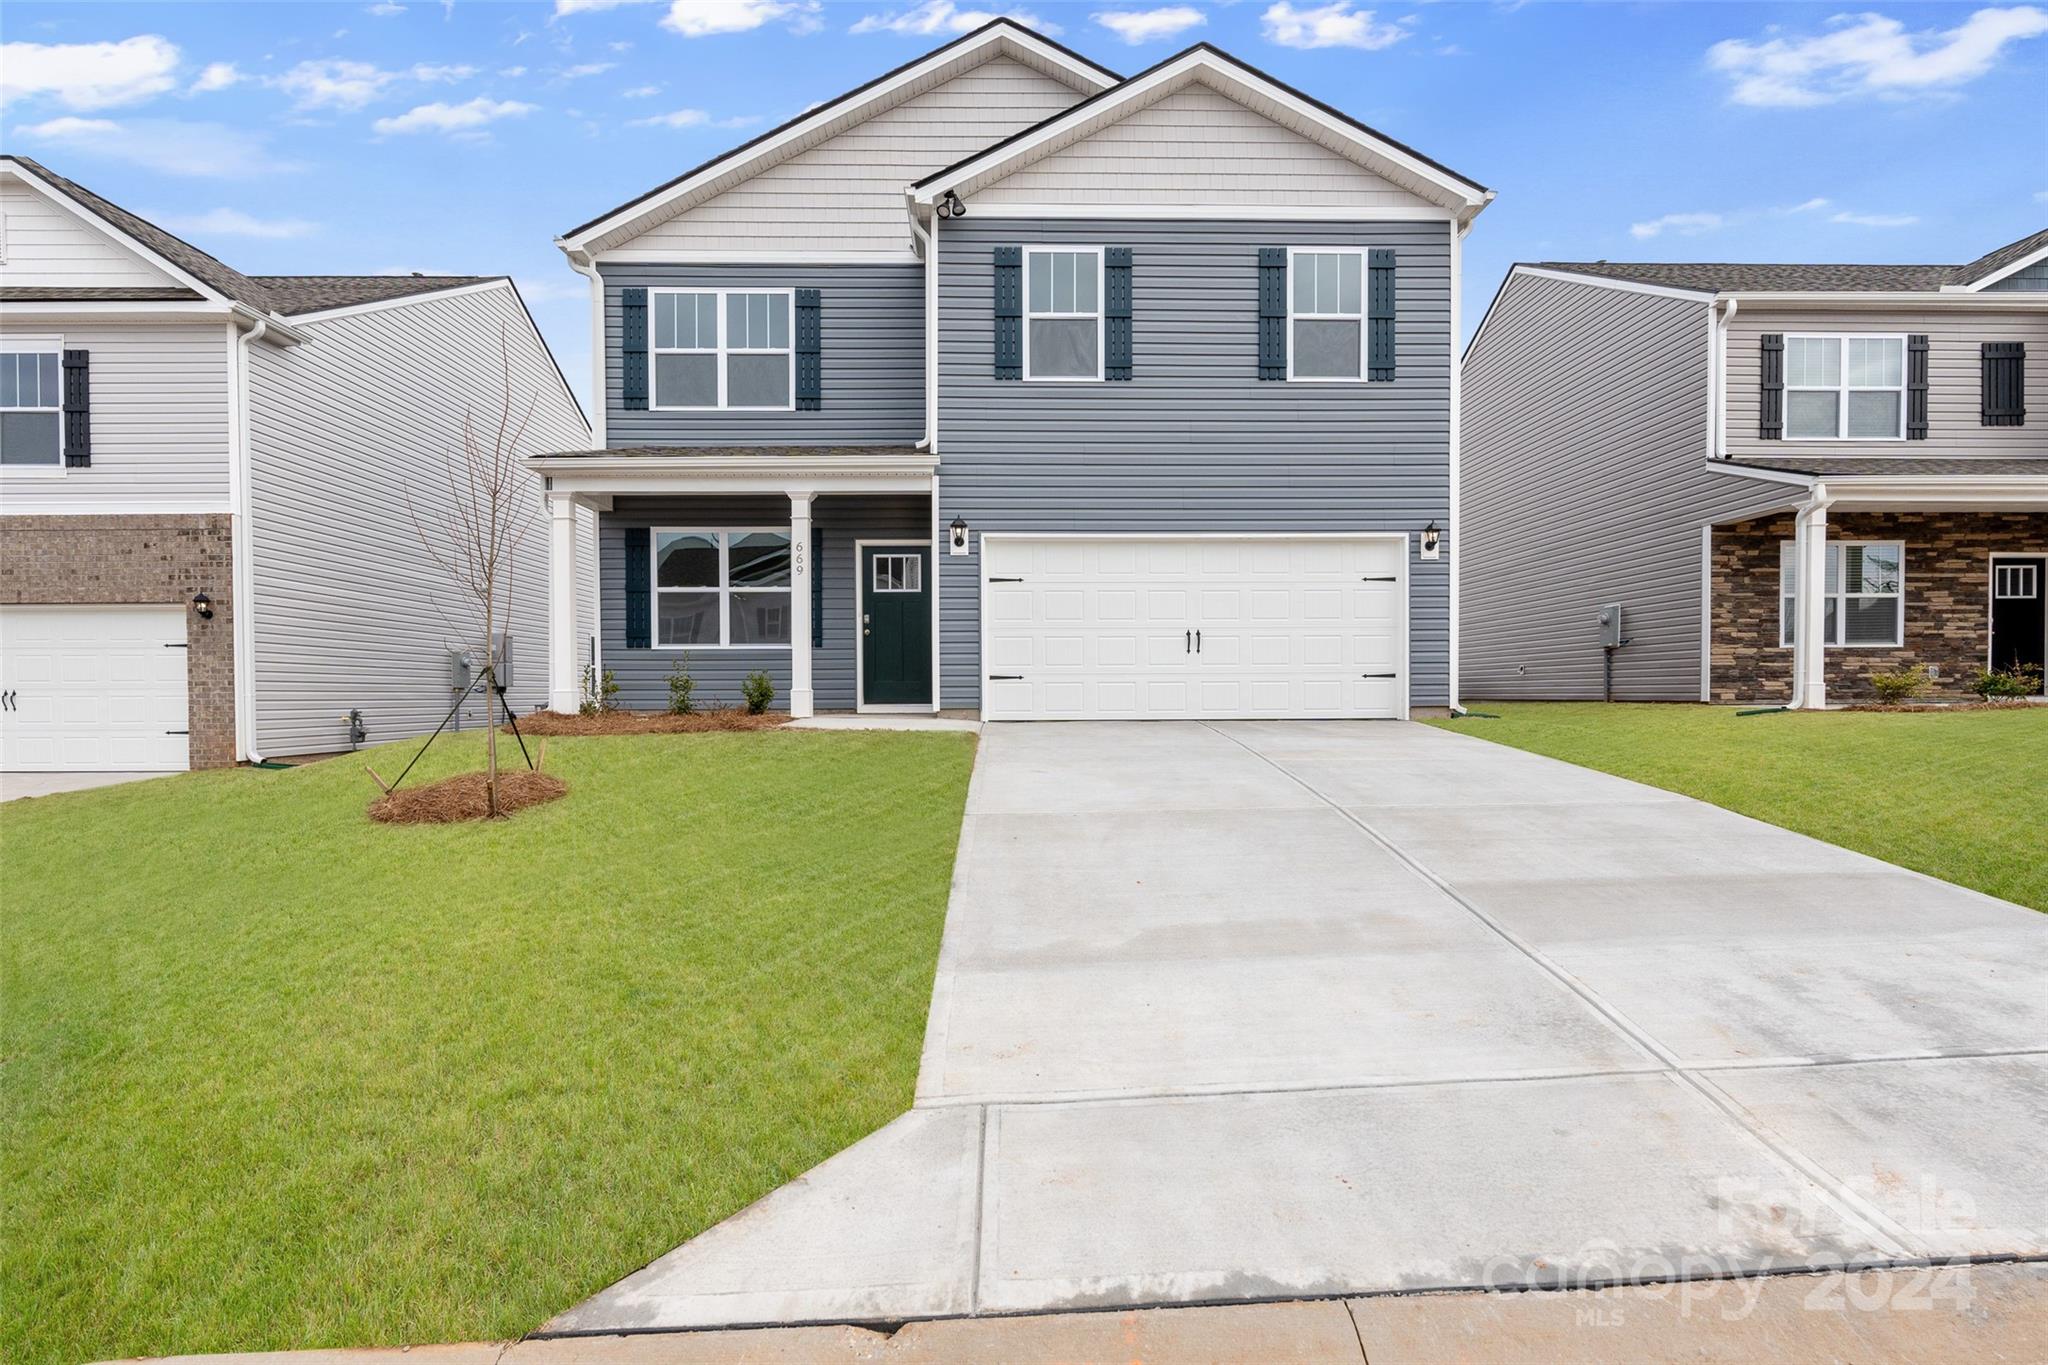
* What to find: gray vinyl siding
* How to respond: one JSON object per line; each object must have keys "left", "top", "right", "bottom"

{"left": 1461, "top": 272, "right": 1786, "bottom": 701}
{"left": 599, "top": 263, "right": 922, "bottom": 446}
{"left": 1983, "top": 259, "right": 2048, "bottom": 292}
{"left": 0, "top": 321, "right": 230, "bottom": 509}
{"left": 933, "top": 217, "right": 1453, "bottom": 710}
{"left": 246, "top": 284, "right": 590, "bottom": 756}
{"left": 600, "top": 493, "right": 929, "bottom": 711}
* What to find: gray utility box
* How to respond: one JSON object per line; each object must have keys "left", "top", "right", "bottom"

{"left": 1598, "top": 604, "right": 1624, "bottom": 649}
{"left": 448, "top": 634, "right": 514, "bottom": 690}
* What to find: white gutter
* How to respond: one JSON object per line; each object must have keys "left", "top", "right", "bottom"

{"left": 562, "top": 247, "right": 607, "bottom": 447}
{"left": 229, "top": 316, "right": 269, "bottom": 763}
{"left": 906, "top": 191, "right": 937, "bottom": 452}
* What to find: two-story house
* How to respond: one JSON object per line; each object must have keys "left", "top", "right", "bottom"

{"left": 539, "top": 21, "right": 1489, "bottom": 723}
{"left": 1461, "top": 232, "right": 2048, "bottom": 706}
{"left": 0, "top": 156, "right": 592, "bottom": 770}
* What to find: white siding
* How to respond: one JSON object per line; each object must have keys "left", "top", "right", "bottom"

{"left": 246, "top": 285, "right": 590, "bottom": 757}
{"left": 0, "top": 180, "right": 184, "bottom": 289}
{"left": 972, "top": 82, "right": 1437, "bottom": 211}
{"left": 0, "top": 321, "right": 232, "bottom": 511}
{"left": 619, "top": 57, "right": 1082, "bottom": 256}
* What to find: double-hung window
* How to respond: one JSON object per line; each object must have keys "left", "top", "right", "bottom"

{"left": 1779, "top": 540, "right": 1904, "bottom": 647}
{"left": 1024, "top": 248, "right": 1101, "bottom": 380}
{"left": 651, "top": 289, "right": 792, "bottom": 410}
{"left": 653, "top": 528, "right": 792, "bottom": 647}
{"left": 1784, "top": 335, "right": 1905, "bottom": 439}
{"left": 1288, "top": 248, "right": 1363, "bottom": 381}
{"left": 0, "top": 338, "right": 63, "bottom": 468}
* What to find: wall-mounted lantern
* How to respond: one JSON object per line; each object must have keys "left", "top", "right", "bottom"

{"left": 192, "top": 591, "right": 214, "bottom": 620}
{"left": 949, "top": 515, "right": 970, "bottom": 556}
{"left": 1420, "top": 521, "right": 1442, "bottom": 560}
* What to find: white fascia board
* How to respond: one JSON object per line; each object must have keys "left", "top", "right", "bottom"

{"left": 282, "top": 278, "right": 512, "bottom": 325}
{"left": 1727, "top": 290, "right": 2048, "bottom": 310}
{"left": 531, "top": 453, "right": 937, "bottom": 478}
{"left": 555, "top": 26, "right": 1114, "bottom": 256}
{"left": 1705, "top": 460, "right": 1815, "bottom": 488}
{"left": 1823, "top": 476, "right": 2048, "bottom": 508}
{"left": 1, "top": 162, "right": 235, "bottom": 305}
{"left": 1947, "top": 240, "right": 2048, "bottom": 292}
{"left": 951, "top": 203, "right": 1456, "bottom": 222}
{"left": 915, "top": 50, "right": 1487, "bottom": 214}
{"left": 592, "top": 248, "right": 923, "bottom": 265}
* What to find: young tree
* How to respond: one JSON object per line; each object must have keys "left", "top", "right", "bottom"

{"left": 407, "top": 328, "right": 540, "bottom": 817}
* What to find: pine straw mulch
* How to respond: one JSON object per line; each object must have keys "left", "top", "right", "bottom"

{"left": 368, "top": 770, "right": 569, "bottom": 824}
{"left": 510, "top": 708, "right": 787, "bottom": 736}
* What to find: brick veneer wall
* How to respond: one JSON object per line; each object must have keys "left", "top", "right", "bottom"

{"left": 0, "top": 514, "right": 236, "bottom": 767}
{"left": 1710, "top": 511, "right": 2046, "bottom": 703}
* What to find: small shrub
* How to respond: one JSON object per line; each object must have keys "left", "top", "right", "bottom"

{"left": 599, "top": 667, "right": 621, "bottom": 713}
{"left": 1970, "top": 662, "right": 2044, "bottom": 701}
{"left": 741, "top": 670, "right": 775, "bottom": 715}
{"left": 1867, "top": 663, "right": 1928, "bottom": 706}
{"left": 577, "top": 664, "right": 600, "bottom": 718}
{"left": 667, "top": 656, "right": 697, "bottom": 715}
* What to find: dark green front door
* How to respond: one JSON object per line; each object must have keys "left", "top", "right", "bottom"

{"left": 861, "top": 544, "right": 932, "bottom": 706}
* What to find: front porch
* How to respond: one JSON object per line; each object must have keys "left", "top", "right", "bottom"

{"left": 536, "top": 448, "right": 940, "bottom": 718}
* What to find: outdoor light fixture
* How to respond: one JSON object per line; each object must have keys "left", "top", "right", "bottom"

{"left": 192, "top": 592, "right": 214, "bottom": 620}
{"left": 1421, "top": 521, "right": 1441, "bottom": 560}
{"left": 936, "top": 189, "right": 966, "bottom": 219}
{"left": 949, "top": 515, "right": 970, "bottom": 556}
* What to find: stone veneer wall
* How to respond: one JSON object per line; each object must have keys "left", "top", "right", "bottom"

{"left": 0, "top": 514, "right": 236, "bottom": 767}
{"left": 1710, "top": 510, "right": 2045, "bottom": 703}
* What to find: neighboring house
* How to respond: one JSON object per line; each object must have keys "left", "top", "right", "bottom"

{"left": 1462, "top": 231, "right": 2048, "bottom": 706}
{"left": 539, "top": 21, "right": 1490, "bottom": 722}
{"left": 0, "top": 156, "right": 594, "bottom": 771}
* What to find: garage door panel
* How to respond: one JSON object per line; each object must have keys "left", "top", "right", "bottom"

{"left": 1, "top": 606, "right": 191, "bottom": 771}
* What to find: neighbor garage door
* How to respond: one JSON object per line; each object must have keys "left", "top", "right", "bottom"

{"left": 981, "top": 534, "right": 1407, "bottom": 720}
{"left": 0, "top": 606, "right": 191, "bottom": 771}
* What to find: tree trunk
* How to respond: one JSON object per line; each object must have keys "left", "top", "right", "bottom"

{"left": 484, "top": 592, "right": 500, "bottom": 818}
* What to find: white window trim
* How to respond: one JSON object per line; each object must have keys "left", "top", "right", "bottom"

{"left": 1285, "top": 247, "right": 1367, "bottom": 384}
{"left": 0, "top": 334, "right": 66, "bottom": 478}
{"left": 651, "top": 526, "right": 794, "bottom": 650}
{"left": 648, "top": 288, "right": 795, "bottom": 412}
{"left": 1778, "top": 539, "right": 1905, "bottom": 649}
{"left": 1782, "top": 333, "right": 1907, "bottom": 442}
{"left": 1021, "top": 245, "right": 1104, "bottom": 384}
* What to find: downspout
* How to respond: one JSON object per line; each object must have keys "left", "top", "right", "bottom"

{"left": 230, "top": 316, "right": 269, "bottom": 763}
{"left": 1447, "top": 210, "right": 1471, "bottom": 715}
{"left": 563, "top": 247, "right": 606, "bottom": 447}
{"left": 1785, "top": 479, "right": 1832, "bottom": 712}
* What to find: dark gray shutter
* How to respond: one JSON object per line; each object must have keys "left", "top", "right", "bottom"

{"left": 1367, "top": 249, "right": 1396, "bottom": 382}
{"left": 1906, "top": 335, "right": 1929, "bottom": 439}
{"left": 1759, "top": 333, "right": 1784, "bottom": 440}
{"left": 1258, "top": 248, "right": 1286, "bottom": 380}
{"left": 1983, "top": 341, "right": 2026, "bottom": 426}
{"left": 621, "top": 287, "right": 649, "bottom": 411}
{"left": 795, "top": 288, "right": 822, "bottom": 410}
{"left": 1104, "top": 247, "right": 1133, "bottom": 381}
{"left": 993, "top": 246, "right": 1022, "bottom": 380}
{"left": 811, "top": 527, "right": 824, "bottom": 648}
{"left": 623, "top": 526, "right": 651, "bottom": 648}
{"left": 61, "top": 349, "right": 90, "bottom": 468}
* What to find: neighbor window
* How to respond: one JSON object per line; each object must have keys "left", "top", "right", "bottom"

{"left": 1025, "top": 248, "right": 1101, "bottom": 380}
{"left": 651, "top": 289, "right": 791, "bottom": 410}
{"left": 1783, "top": 335, "right": 1905, "bottom": 440}
{"left": 653, "top": 528, "right": 791, "bottom": 646}
{"left": 0, "top": 341, "right": 62, "bottom": 468}
{"left": 1779, "top": 540, "right": 1904, "bottom": 647}
{"left": 1289, "top": 249, "right": 1363, "bottom": 381}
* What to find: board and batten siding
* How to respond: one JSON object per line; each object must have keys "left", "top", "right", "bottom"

{"left": 934, "top": 217, "right": 1452, "bottom": 710}
{"left": 971, "top": 84, "right": 1437, "bottom": 211}
{"left": 598, "top": 493, "right": 929, "bottom": 712}
{"left": 0, "top": 180, "right": 184, "bottom": 289}
{"left": 246, "top": 283, "right": 589, "bottom": 757}
{"left": 601, "top": 263, "right": 922, "bottom": 446}
{"left": 1724, "top": 306, "right": 2048, "bottom": 461}
{"left": 0, "top": 321, "right": 232, "bottom": 511}
{"left": 1460, "top": 271, "right": 1786, "bottom": 701}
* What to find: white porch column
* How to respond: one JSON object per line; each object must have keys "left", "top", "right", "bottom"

{"left": 789, "top": 492, "right": 814, "bottom": 718}
{"left": 547, "top": 492, "right": 582, "bottom": 714}
{"left": 1793, "top": 496, "right": 1830, "bottom": 710}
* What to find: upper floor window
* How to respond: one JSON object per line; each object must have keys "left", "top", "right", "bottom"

{"left": 1289, "top": 249, "right": 1363, "bottom": 381}
{"left": 1784, "top": 335, "right": 1904, "bottom": 440}
{"left": 1779, "top": 540, "right": 1904, "bottom": 647}
{"left": 651, "top": 289, "right": 792, "bottom": 410}
{"left": 1025, "top": 248, "right": 1101, "bottom": 381}
{"left": 0, "top": 339, "right": 62, "bottom": 468}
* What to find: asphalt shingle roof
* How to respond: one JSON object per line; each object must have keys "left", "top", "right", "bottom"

{"left": 1534, "top": 227, "right": 2047, "bottom": 295}
{"left": 0, "top": 285, "right": 205, "bottom": 302}
{"left": 251, "top": 275, "right": 500, "bottom": 316}
{"left": 1722, "top": 456, "right": 2048, "bottom": 478}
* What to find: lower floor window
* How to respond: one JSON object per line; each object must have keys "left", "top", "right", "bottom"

{"left": 654, "top": 528, "right": 791, "bottom": 647}
{"left": 1779, "top": 540, "right": 1903, "bottom": 647}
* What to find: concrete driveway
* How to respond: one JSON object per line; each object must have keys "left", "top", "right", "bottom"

{"left": 552, "top": 721, "right": 2048, "bottom": 1332}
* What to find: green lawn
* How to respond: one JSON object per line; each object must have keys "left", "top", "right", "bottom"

{"left": 1424, "top": 703, "right": 2048, "bottom": 911}
{"left": 1, "top": 729, "right": 977, "bottom": 1365}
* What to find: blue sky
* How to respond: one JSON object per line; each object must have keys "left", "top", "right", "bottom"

{"left": 4, "top": 1, "right": 2045, "bottom": 415}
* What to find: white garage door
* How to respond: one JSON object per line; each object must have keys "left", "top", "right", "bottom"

{"left": 0, "top": 606, "right": 191, "bottom": 771}
{"left": 982, "top": 534, "right": 1407, "bottom": 720}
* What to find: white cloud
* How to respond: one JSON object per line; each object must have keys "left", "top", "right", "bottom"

{"left": 1629, "top": 197, "right": 1916, "bottom": 239}
{"left": 1629, "top": 211, "right": 1725, "bottom": 241}
{"left": 1094, "top": 6, "right": 1206, "bottom": 44}
{"left": 155, "top": 207, "right": 320, "bottom": 239}
{"left": 554, "top": 0, "right": 660, "bottom": 13}
{"left": 1830, "top": 210, "right": 1919, "bottom": 228}
{"left": 271, "top": 59, "right": 399, "bottom": 110}
{"left": 366, "top": 1, "right": 408, "bottom": 14}
{"left": 0, "top": 35, "right": 182, "bottom": 110}
{"left": 373, "top": 95, "right": 538, "bottom": 135}
{"left": 1707, "top": 6, "right": 2048, "bottom": 107}
{"left": 2034, "top": 189, "right": 2048, "bottom": 203}
{"left": 1261, "top": 1, "right": 1410, "bottom": 50}
{"left": 512, "top": 275, "right": 590, "bottom": 302}
{"left": 560, "top": 62, "right": 617, "bottom": 78}
{"left": 15, "top": 116, "right": 300, "bottom": 178}
{"left": 630, "top": 107, "right": 707, "bottom": 127}
{"left": 410, "top": 63, "right": 479, "bottom": 82}
{"left": 500, "top": 65, "right": 530, "bottom": 77}
{"left": 663, "top": 0, "right": 824, "bottom": 36}
{"left": 622, "top": 84, "right": 661, "bottom": 96}
{"left": 851, "top": 2, "right": 1056, "bottom": 37}
{"left": 189, "top": 62, "right": 243, "bottom": 94}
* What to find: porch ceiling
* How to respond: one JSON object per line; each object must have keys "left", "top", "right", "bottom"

{"left": 1709, "top": 457, "right": 2048, "bottom": 516}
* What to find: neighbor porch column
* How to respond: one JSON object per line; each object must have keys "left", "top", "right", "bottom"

{"left": 1793, "top": 497, "right": 1829, "bottom": 710}
{"left": 789, "top": 492, "right": 814, "bottom": 718}
{"left": 547, "top": 492, "right": 582, "bottom": 715}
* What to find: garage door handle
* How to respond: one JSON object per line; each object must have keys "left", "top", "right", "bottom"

{"left": 1185, "top": 630, "right": 1191, "bottom": 653}
{"left": 988, "top": 674, "right": 1023, "bottom": 681}
{"left": 1362, "top": 575, "right": 1397, "bottom": 582}
{"left": 2, "top": 690, "right": 12, "bottom": 711}
{"left": 1363, "top": 672, "right": 1398, "bottom": 679}
{"left": 1195, "top": 630, "right": 1201, "bottom": 653}
{"left": 989, "top": 576, "right": 1025, "bottom": 583}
